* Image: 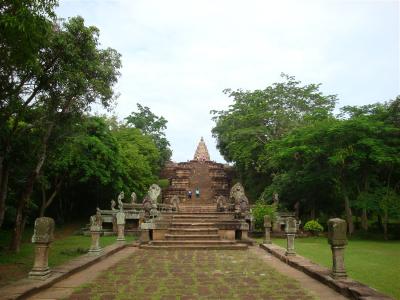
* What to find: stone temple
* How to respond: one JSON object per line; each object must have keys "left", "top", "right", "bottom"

{"left": 160, "top": 137, "right": 233, "bottom": 205}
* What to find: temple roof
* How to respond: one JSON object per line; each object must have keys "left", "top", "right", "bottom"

{"left": 193, "top": 137, "right": 210, "bottom": 161}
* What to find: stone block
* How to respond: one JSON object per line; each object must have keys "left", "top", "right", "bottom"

{"left": 285, "top": 217, "right": 297, "bottom": 234}
{"left": 31, "top": 217, "right": 55, "bottom": 244}
{"left": 328, "top": 218, "right": 347, "bottom": 246}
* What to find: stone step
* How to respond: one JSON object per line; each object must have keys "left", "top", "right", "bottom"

{"left": 170, "top": 222, "right": 216, "bottom": 228}
{"left": 173, "top": 215, "right": 219, "bottom": 219}
{"left": 150, "top": 240, "right": 236, "bottom": 245}
{"left": 140, "top": 244, "right": 248, "bottom": 250}
{"left": 167, "top": 228, "right": 219, "bottom": 234}
{"left": 165, "top": 234, "right": 220, "bottom": 240}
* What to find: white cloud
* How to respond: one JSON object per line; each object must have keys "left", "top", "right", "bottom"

{"left": 58, "top": 0, "right": 399, "bottom": 162}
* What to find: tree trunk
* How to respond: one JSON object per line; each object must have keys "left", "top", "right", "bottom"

{"left": 361, "top": 208, "right": 368, "bottom": 231}
{"left": 344, "top": 194, "right": 354, "bottom": 236}
{"left": 9, "top": 122, "right": 54, "bottom": 252}
{"left": 40, "top": 178, "right": 62, "bottom": 217}
{"left": 383, "top": 210, "right": 388, "bottom": 240}
{"left": 0, "top": 161, "right": 9, "bottom": 228}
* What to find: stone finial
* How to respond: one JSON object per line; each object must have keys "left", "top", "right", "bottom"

{"left": 328, "top": 218, "right": 348, "bottom": 278}
{"left": 29, "top": 217, "right": 55, "bottom": 280}
{"left": 328, "top": 218, "right": 348, "bottom": 246}
{"left": 31, "top": 217, "right": 55, "bottom": 244}
{"left": 285, "top": 217, "right": 297, "bottom": 234}
{"left": 263, "top": 215, "right": 272, "bottom": 228}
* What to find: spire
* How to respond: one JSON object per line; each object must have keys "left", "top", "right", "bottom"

{"left": 193, "top": 137, "right": 210, "bottom": 161}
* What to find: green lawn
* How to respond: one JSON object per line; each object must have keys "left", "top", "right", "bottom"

{"left": 260, "top": 236, "right": 400, "bottom": 299}
{"left": 0, "top": 225, "right": 136, "bottom": 287}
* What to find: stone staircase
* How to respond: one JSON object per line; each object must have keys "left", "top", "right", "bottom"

{"left": 141, "top": 209, "right": 248, "bottom": 250}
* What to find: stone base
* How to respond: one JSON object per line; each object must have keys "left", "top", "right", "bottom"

{"left": 285, "top": 250, "right": 296, "bottom": 256}
{"left": 263, "top": 240, "right": 272, "bottom": 244}
{"left": 116, "top": 237, "right": 126, "bottom": 242}
{"left": 88, "top": 248, "right": 103, "bottom": 255}
{"left": 28, "top": 268, "right": 51, "bottom": 280}
{"left": 331, "top": 271, "right": 347, "bottom": 279}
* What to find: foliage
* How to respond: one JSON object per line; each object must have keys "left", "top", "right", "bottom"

{"left": 212, "top": 73, "right": 399, "bottom": 238}
{"left": 125, "top": 103, "right": 172, "bottom": 168}
{"left": 251, "top": 201, "right": 277, "bottom": 231}
{"left": 303, "top": 220, "right": 324, "bottom": 233}
{"left": 211, "top": 73, "right": 337, "bottom": 199}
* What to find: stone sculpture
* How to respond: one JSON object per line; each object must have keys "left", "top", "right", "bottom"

{"left": 170, "top": 195, "right": 180, "bottom": 212}
{"left": 117, "top": 191, "right": 124, "bottom": 210}
{"left": 111, "top": 199, "right": 117, "bottom": 211}
{"left": 142, "top": 184, "right": 161, "bottom": 218}
{"left": 29, "top": 217, "right": 55, "bottom": 279}
{"left": 131, "top": 191, "right": 137, "bottom": 204}
{"left": 89, "top": 209, "right": 103, "bottom": 254}
{"left": 229, "top": 183, "right": 249, "bottom": 215}
{"left": 216, "top": 195, "right": 227, "bottom": 212}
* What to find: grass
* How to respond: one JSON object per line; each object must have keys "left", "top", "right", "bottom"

{"left": 258, "top": 236, "right": 400, "bottom": 299}
{"left": 0, "top": 224, "right": 136, "bottom": 287}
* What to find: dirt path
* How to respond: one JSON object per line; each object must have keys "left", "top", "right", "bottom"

{"left": 28, "top": 247, "right": 348, "bottom": 300}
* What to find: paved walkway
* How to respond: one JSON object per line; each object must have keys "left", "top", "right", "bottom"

{"left": 29, "top": 247, "right": 347, "bottom": 300}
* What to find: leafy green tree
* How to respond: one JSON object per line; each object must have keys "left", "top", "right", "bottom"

{"left": 0, "top": 0, "right": 58, "bottom": 228}
{"left": 125, "top": 103, "right": 172, "bottom": 169}
{"left": 6, "top": 15, "right": 121, "bottom": 252}
{"left": 263, "top": 99, "right": 399, "bottom": 235}
{"left": 211, "top": 74, "right": 337, "bottom": 200}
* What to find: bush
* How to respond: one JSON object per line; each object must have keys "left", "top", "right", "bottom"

{"left": 252, "top": 201, "right": 277, "bottom": 231}
{"left": 303, "top": 220, "right": 324, "bottom": 234}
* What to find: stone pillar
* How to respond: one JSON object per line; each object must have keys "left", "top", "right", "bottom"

{"left": 328, "top": 218, "right": 348, "bottom": 279}
{"left": 263, "top": 215, "right": 272, "bottom": 244}
{"left": 116, "top": 210, "right": 126, "bottom": 242}
{"left": 240, "top": 222, "right": 249, "bottom": 240}
{"left": 29, "top": 217, "right": 55, "bottom": 280}
{"left": 140, "top": 229, "right": 150, "bottom": 243}
{"left": 285, "top": 217, "right": 297, "bottom": 256}
{"left": 88, "top": 221, "right": 102, "bottom": 254}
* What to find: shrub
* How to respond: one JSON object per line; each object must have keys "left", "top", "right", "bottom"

{"left": 303, "top": 220, "right": 324, "bottom": 234}
{"left": 251, "top": 201, "right": 277, "bottom": 231}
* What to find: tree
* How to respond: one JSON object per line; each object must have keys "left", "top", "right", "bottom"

{"left": 7, "top": 16, "right": 121, "bottom": 252}
{"left": 125, "top": 104, "right": 172, "bottom": 169}
{"left": 0, "top": 0, "right": 58, "bottom": 228}
{"left": 211, "top": 74, "right": 337, "bottom": 199}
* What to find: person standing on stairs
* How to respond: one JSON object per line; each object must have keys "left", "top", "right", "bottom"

{"left": 195, "top": 187, "right": 200, "bottom": 199}
{"left": 187, "top": 190, "right": 192, "bottom": 199}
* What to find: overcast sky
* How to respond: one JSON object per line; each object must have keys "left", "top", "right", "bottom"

{"left": 57, "top": 0, "right": 399, "bottom": 163}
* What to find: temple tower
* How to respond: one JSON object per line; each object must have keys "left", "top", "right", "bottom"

{"left": 193, "top": 137, "right": 210, "bottom": 161}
